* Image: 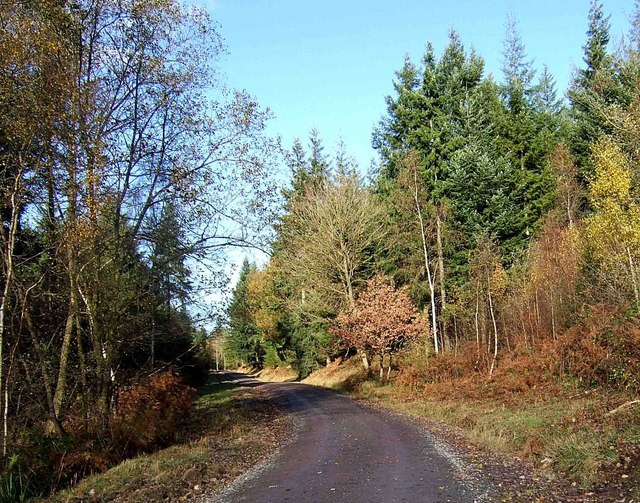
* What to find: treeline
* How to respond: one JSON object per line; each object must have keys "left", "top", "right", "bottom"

{"left": 226, "top": 1, "right": 640, "bottom": 393}
{"left": 0, "top": 0, "right": 278, "bottom": 498}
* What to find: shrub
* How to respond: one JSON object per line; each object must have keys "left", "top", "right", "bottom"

{"left": 115, "top": 372, "right": 197, "bottom": 452}
{"left": 0, "top": 455, "right": 39, "bottom": 502}
{"left": 558, "top": 306, "right": 640, "bottom": 391}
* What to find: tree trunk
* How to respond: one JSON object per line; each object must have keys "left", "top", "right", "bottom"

{"left": 0, "top": 169, "right": 22, "bottom": 455}
{"left": 534, "top": 289, "right": 541, "bottom": 342}
{"left": 53, "top": 265, "right": 78, "bottom": 419}
{"left": 342, "top": 247, "right": 354, "bottom": 309}
{"left": 413, "top": 166, "right": 438, "bottom": 354}
{"left": 76, "top": 321, "right": 88, "bottom": 419}
{"left": 436, "top": 212, "right": 448, "bottom": 351}
{"left": 386, "top": 353, "right": 392, "bottom": 382}
{"left": 361, "top": 350, "right": 370, "bottom": 372}
{"left": 488, "top": 283, "right": 498, "bottom": 376}
{"left": 627, "top": 246, "right": 640, "bottom": 307}
{"left": 453, "top": 316, "right": 459, "bottom": 355}
{"left": 474, "top": 280, "right": 481, "bottom": 365}
{"left": 24, "top": 309, "right": 66, "bottom": 437}
{"left": 550, "top": 290, "right": 557, "bottom": 341}
{"left": 150, "top": 314, "right": 156, "bottom": 368}
{"left": 3, "top": 383, "right": 7, "bottom": 455}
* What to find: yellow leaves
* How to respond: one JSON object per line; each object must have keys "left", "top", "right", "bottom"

{"left": 589, "top": 137, "right": 631, "bottom": 207}
{"left": 0, "top": 1, "right": 74, "bottom": 147}
{"left": 490, "top": 263, "right": 508, "bottom": 296}
{"left": 586, "top": 137, "right": 640, "bottom": 274}
{"left": 247, "top": 267, "right": 281, "bottom": 342}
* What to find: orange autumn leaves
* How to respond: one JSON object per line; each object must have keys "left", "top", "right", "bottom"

{"left": 332, "top": 274, "right": 426, "bottom": 358}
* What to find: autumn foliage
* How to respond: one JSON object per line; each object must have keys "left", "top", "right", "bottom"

{"left": 332, "top": 275, "right": 426, "bottom": 376}
{"left": 115, "top": 373, "right": 197, "bottom": 452}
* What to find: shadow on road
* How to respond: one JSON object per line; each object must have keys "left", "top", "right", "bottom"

{"left": 212, "top": 371, "right": 361, "bottom": 419}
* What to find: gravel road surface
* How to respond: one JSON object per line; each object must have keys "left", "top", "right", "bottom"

{"left": 210, "top": 373, "right": 497, "bottom": 503}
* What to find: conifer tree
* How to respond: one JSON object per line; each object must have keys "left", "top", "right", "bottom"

{"left": 373, "top": 32, "right": 486, "bottom": 350}
{"left": 284, "top": 138, "right": 310, "bottom": 205}
{"left": 534, "top": 65, "right": 563, "bottom": 115}
{"left": 569, "top": 0, "right": 615, "bottom": 179}
{"left": 494, "top": 16, "right": 557, "bottom": 253}
{"left": 226, "top": 260, "right": 261, "bottom": 366}
{"left": 309, "top": 127, "right": 330, "bottom": 183}
{"left": 579, "top": 0, "right": 612, "bottom": 87}
{"left": 501, "top": 14, "right": 536, "bottom": 114}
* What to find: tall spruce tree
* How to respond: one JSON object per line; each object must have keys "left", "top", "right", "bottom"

{"left": 494, "top": 15, "right": 557, "bottom": 255}
{"left": 373, "top": 31, "right": 485, "bottom": 350}
{"left": 226, "top": 260, "right": 261, "bottom": 366}
{"left": 569, "top": 0, "right": 615, "bottom": 179}
{"left": 309, "top": 127, "right": 331, "bottom": 183}
{"left": 374, "top": 30, "right": 484, "bottom": 196}
{"left": 501, "top": 14, "right": 536, "bottom": 114}
{"left": 580, "top": 0, "right": 612, "bottom": 86}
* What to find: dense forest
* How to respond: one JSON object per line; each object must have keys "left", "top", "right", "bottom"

{"left": 0, "top": 0, "right": 280, "bottom": 498}
{"left": 226, "top": 0, "right": 640, "bottom": 392}
{"left": 3, "top": 0, "right": 640, "bottom": 499}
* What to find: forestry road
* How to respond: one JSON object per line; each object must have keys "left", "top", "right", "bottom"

{"left": 209, "top": 373, "right": 497, "bottom": 503}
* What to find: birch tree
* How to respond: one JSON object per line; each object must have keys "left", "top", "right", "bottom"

{"left": 585, "top": 137, "right": 640, "bottom": 306}
{"left": 0, "top": 0, "right": 281, "bottom": 448}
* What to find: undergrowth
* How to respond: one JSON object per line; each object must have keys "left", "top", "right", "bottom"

{"left": 46, "top": 373, "right": 284, "bottom": 502}
{"left": 338, "top": 308, "right": 640, "bottom": 489}
{"left": 1, "top": 372, "right": 196, "bottom": 500}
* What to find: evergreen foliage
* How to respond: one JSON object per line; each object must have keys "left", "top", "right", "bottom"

{"left": 568, "top": 0, "right": 617, "bottom": 179}
{"left": 226, "top": 260, "right": 261, "bottom": 366}
{"left": 9, "top": 1, "right": 640, "bottom": 495}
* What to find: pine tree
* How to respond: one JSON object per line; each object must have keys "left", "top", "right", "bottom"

{"left": 226, "top": 260, "right": 261, "bottom": 366}
{"left": 447, "top": 143, "right": 523, "bottom": 259}
{"left": 494, "top": 17, "right": 558, "bottom": 253}
{"left": 148, "top": 202, "right": 191, "bottom": 308}
{"left": 334, "top": 137, "right": 358, "bottom": 178}
{"left": 534, "top": 65, "right": 563, "bottom": 115}
{"left": 283, "top": 138, "right": 309, "bottom": 206}
{"left": 569, "top": 0, "right": 615, "bottom": 179}
{"left": 308, "top": 127, "right": 330, "bottom": 182}
{"left": 374, "top": 30, "right": 484, "bottom": 195}
{"left": 373, "top": 32, "right": 485, "bottom": 350}
{"left": 579, "top": 0, "right": 612, "bottom": 87}
{"left": 501, "top": 13, "right": 536, "bottom": 114}
{"left": 372, "top": 54, "right": 423, "bottom": 181}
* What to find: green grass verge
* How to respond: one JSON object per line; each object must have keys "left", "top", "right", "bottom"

{"left": 44, "top": 374, "right": 285, "bottom": 503}
{"left": 354, "top": 380, "right": 640, "bottom": 488}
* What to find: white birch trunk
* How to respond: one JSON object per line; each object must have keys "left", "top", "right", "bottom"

{"left": 413, "top": 167, "right": 438, "bottom": 354}
{"left": 0, "top": 169, "right": 22, "bottom": 455}
{"left": 488, "top": 283, "right": 498, "bottom": 376}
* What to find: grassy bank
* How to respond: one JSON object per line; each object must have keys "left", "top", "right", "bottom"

{"left": 357, "top": 382, "right": 639, "bottom": 486}
{"left": 45, "top": 375, "right": 287, "bottom": 503}
{"left": 302, "top": 357, "right": 640, "bottom": 497}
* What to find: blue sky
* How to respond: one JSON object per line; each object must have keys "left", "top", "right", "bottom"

{"left": 197, "top": 0, "right": 635, "bottom": 173}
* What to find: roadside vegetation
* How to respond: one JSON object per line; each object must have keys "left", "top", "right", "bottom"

{"left": 0, "top": 0, "right": 279, "bottom": 499}
{"left": 45, "top": 375, "right": 287, "bottom": 503}
{"left": 221, "top": 0, "right": 640, "bottom": 494}
{"left": 3, "top": 0, "right": 640, "bottom": 499}
{"left": 359, "top": 359, "right": 640, "bottom": 491}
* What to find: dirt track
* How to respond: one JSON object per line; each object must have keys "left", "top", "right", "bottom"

{"left": 210, "top": 373, "right": 496, "bottom": 503}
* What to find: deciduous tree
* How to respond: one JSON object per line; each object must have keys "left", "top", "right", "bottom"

{"left": 333, "top": 274, "right": 425, "bottom": 379}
